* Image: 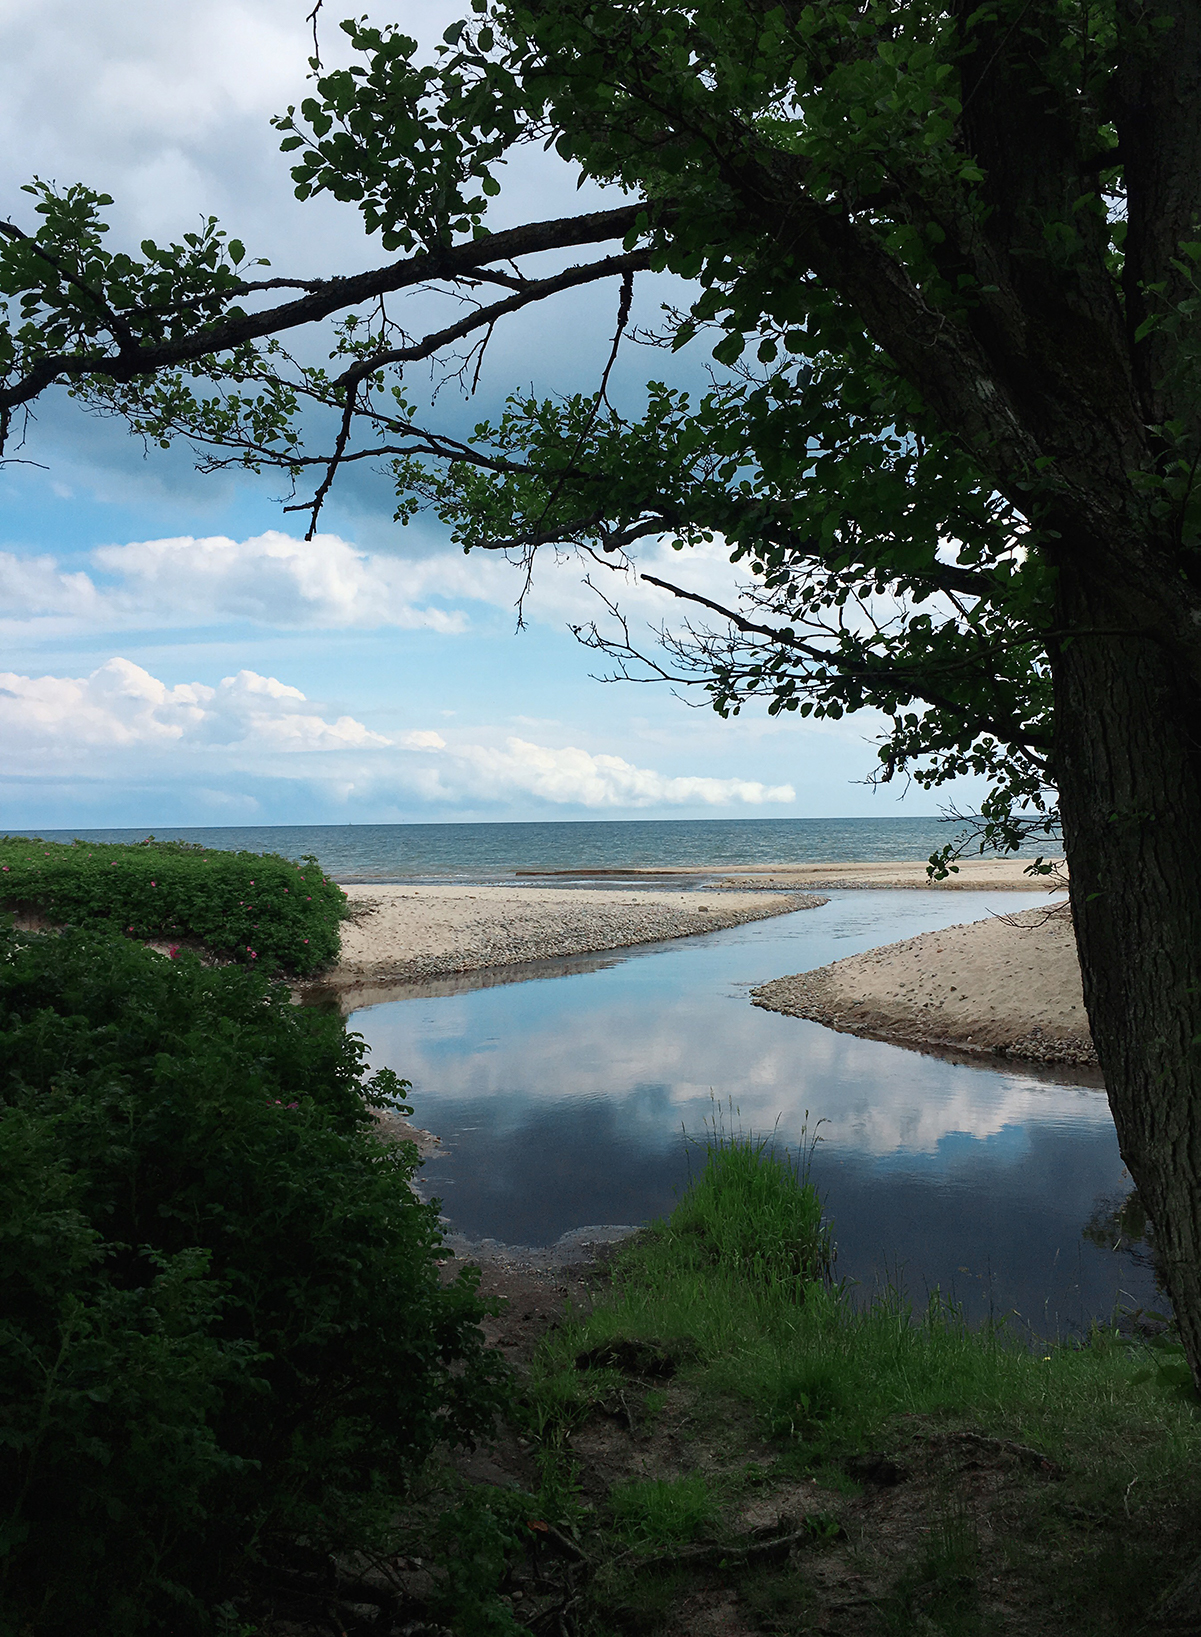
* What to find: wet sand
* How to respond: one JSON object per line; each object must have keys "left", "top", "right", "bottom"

{"left": 519, "top": 857, "right": 1062, "bottom": 891}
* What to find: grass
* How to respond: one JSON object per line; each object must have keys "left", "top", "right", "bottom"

{"left": 514, "top": 1122, "right": 1201, "bottom": 1634}
{"left": 609, "top": 1473, "right": 715, "bottom": 1547}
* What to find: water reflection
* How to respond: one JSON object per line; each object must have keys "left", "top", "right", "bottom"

{"left": 349, "top": 890, "right": 1156, "bottom": 1329}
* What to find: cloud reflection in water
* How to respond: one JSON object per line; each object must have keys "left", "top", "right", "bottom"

{"left": 350, "top": 891, "right": 1155, "bottom": 1329}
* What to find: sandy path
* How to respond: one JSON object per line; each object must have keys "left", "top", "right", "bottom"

{"left": 752, "top": 900, "right": 1096, "bottom": 1067}
{"left": 311, "top": 882, "right": 825, "bottom": 995}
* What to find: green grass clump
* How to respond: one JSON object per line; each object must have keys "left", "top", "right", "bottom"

{"left": 609, "top": 1473, "right": 714, "bottom": 1546}
{"left": 671, "top": 1122, "right": 835, "bottom": 1288}
{"left": 0, "top": 833, "right": 346, "bottom": 974}
{"left": 0, "top": 922, "right": 505, "bottom": 1635}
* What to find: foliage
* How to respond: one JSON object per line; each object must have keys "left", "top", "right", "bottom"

{"left": 0, "top": 835, "right": 346, "bottom": 975}
{"left": 0, "top": 923, "right": 506, "bottom": 1635}
{"left": 427, "top": 1493, "right": 535, "bottom": 1636}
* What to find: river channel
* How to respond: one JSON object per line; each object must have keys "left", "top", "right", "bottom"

{"left": 349, "top": 889, "right": 1158, "bottom": 1333}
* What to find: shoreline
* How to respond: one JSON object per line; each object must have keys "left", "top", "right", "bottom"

{"left": 303, "top": 880, "right": 826, "bottom": 999}
{"left": 337, "top": 856, "right": 1063, "bottom": 892}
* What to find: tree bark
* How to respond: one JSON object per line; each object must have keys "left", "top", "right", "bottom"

{"left": 1052, "top": 557, "right": 1201, "bottom": 1378}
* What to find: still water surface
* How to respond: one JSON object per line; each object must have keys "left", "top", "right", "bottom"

{"left": 349, "top": 890, "right": 1154, "bottom": 1332}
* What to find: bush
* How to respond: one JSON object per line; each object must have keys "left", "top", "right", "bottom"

{"left": 0, "top": 924, "right": 505, "bottom": 1635}
{"left": 0, "top": 835, "right": 346, "bottom": 975}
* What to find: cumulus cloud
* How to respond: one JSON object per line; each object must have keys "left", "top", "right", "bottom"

{"left": 450, "top": 737, "right": 793, "bottom": 809}
{"left": 0, "top": 658, "right": 390, "bottom": 754}
{"left": 0, "top": 1, "right": 600, "bottom": 272}
{"left": 0, "top": 656, "right": 793, "bottom": 812}
{"left": 0, "top": 528, "right": 748, "bottom": 639}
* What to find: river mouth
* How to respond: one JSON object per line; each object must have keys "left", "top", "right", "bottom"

{"left": 349, "top": 889, "right": 1158, "bottom": 1333}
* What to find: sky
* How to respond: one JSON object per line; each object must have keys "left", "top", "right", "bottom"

{"left": 0, "top": 0, "right": 986, "bottom": 831}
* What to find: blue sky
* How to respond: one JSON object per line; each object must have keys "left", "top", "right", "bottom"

{"left": 1, "top": 0, "right": 984, "bottom": 830}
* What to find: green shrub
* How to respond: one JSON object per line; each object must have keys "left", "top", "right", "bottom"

{"left": 0, "top": 923, "right": 505, "bottom": 1635}
{"left": 0, "top": 835, "right": 346, "bottom": 975}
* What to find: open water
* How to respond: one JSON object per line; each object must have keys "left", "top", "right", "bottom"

{"left": 19, "top": 815, "right": 1057, "bottom": 882}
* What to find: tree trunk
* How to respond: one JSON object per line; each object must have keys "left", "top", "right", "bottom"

{"left": 1052, "top": 559, "right": 1201, "bottom": 1383}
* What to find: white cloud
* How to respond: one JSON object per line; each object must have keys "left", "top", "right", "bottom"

{"left": 0, "top": 529, "right": 749, "bottom": 639}
{"left": 0, "top": 656, "right": 793, "bottom": 812}
{"left": 0, "top": 0, "right": 591, "bottom": 270}
{"left": 0, "top": 657, "right": 389, "bottom": 754}
{"left": 450, "top": 737, "right": 793, "bottom": 809}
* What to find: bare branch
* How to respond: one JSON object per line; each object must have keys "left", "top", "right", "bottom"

{"left": 332, "top": 250, "right": 650, "bottom": 391}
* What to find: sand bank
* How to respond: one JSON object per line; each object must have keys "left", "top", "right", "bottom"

{"left": 309, "top": 882, "right": 825, "bottom": 997}
{"left": 515, "top": 857, "right": 1062, "bottom": 890}
{"left": 752, "top": 900, "right": 1096, "bottom": 1068}
{"left": 713, "top": 857, "right": 1063, "bottom": 891}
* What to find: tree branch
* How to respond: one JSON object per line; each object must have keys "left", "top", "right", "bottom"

{"left": 0, "top": 201, "right": 662, "bottom": 418}
{"left": 332, "top": 250, "right": 650, "bottom": 391}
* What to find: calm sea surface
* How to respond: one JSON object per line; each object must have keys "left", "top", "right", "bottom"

{"left": 19, "top": 816, "right": 1057, "bottom": 882}
{"left": 349, "top": 890, "right": 1151, "bottom": 1333}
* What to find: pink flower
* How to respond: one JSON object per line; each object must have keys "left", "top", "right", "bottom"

{"left": 169, "top": 945, "right": 180, "bottom": 959}
{"left": 150, "top": 880, "right": 156, "bottom": 887}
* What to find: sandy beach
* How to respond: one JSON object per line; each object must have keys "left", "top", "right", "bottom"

{"left": 309, "top": 881, "right": 825, "bottom": 997}
{"left": 712, "top": 857, "right": 1063, "bottom": 891}
{"left": 517, "top": 856, "right": 1061, "bottom": 891}
{"left": 752, "top": 900, "right": 1095, "bottom": 1067}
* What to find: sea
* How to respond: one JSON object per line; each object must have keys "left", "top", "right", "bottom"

{"left": 14, "top": 816, "right": 1058, "bottom": 882}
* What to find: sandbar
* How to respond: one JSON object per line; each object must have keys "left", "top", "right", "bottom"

{"left": 308, "top": 881, "right": 825, "bottom": 998}
{"left": 709, "top": 857, "right": 1063, "bottom": 891}
{"left": 752, "top": 900, "right": 1095, "bottom": 1067}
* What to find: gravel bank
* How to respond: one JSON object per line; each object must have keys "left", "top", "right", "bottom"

{"left": 308, "top": 882, "right": 826, "bottom": 996}
{"left": 752, "top": 901, "right": 1097, "bottom": 1067}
